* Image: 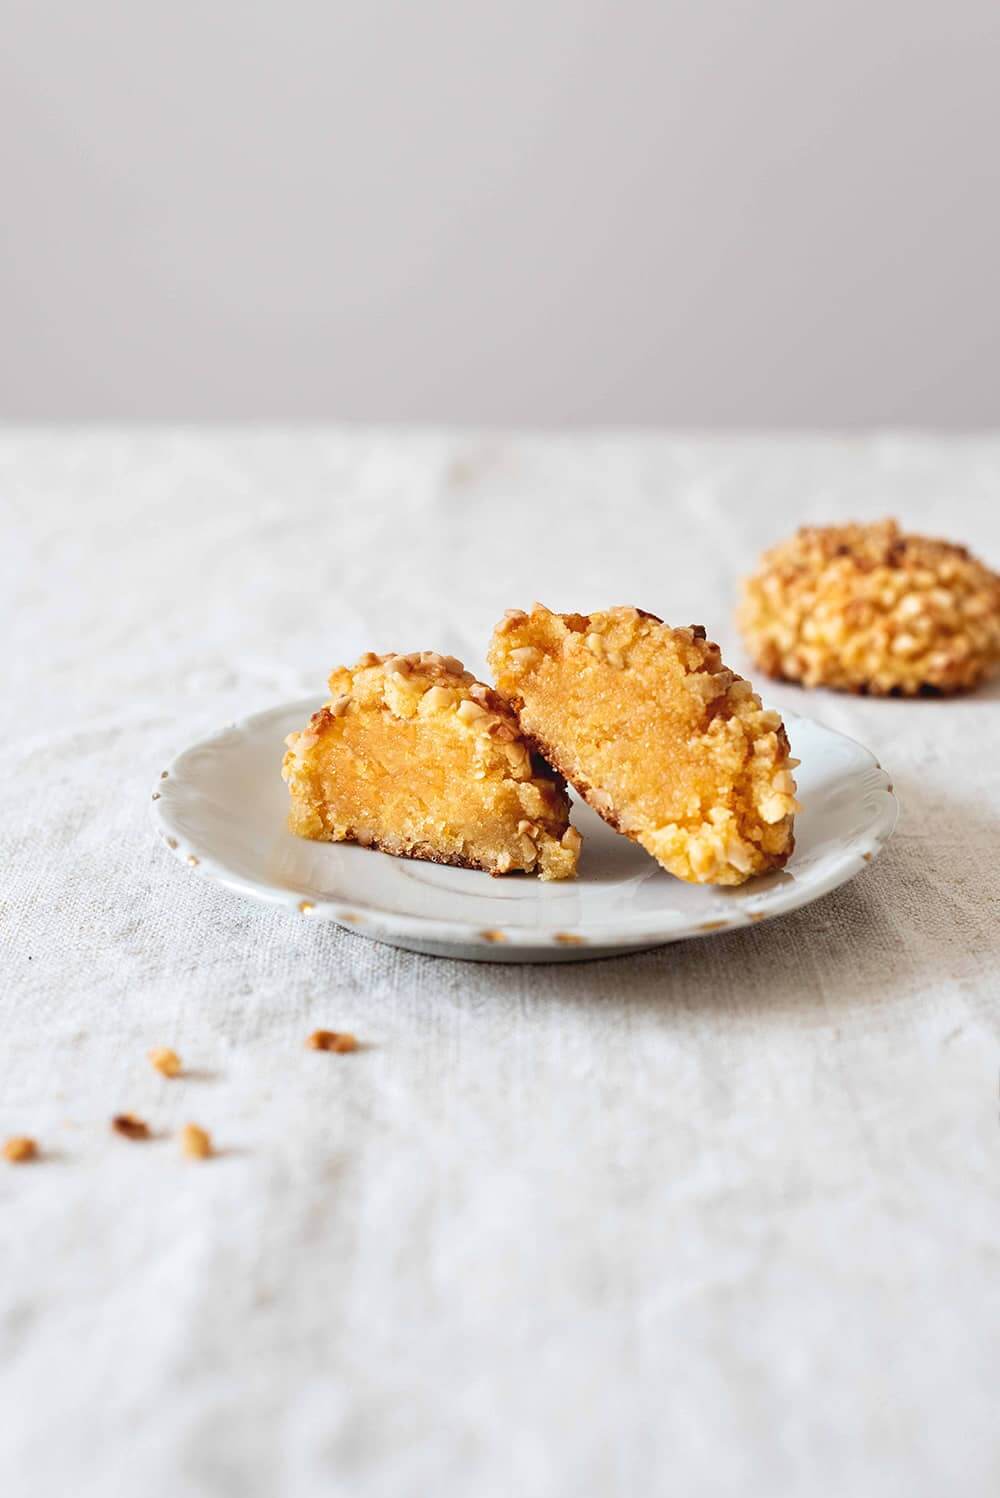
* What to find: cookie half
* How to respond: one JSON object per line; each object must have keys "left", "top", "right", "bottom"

{"left": 488, "top": 605, "right": 797, "bottom": 886}
{"left": 282, "top": 651, "right": 580, "bottom": 879}
{"left": 739, "top": 519, "right": 1000, "bottom": 695}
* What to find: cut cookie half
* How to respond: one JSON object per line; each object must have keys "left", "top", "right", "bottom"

{"left": 282, "top": 650, "right": 581, "bottom": 880}
{"left": 488, "top": 605, "right": 798, "bottom": 886}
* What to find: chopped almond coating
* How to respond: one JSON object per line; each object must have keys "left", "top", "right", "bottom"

{"left": 488, "top": 605, "right": 797, "bottom": 886}
{"left": 282, "top": 651, "right": 579, "bottom": 880}
{"left": 739, "top": 519, "right": 1000, "bottom": 695}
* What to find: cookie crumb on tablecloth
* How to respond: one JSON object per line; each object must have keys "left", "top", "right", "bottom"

{"left": 307, "top": 1030, "right": 359, "bottom": 1053}
{"left": 180, "top": 1123, "right": 213, "bottom": 1159}
{"left": 148, "top": 1046, "right": 182, "bottom": 1078}
{"left": 3, "top": 1136, "right": 38, "bottom": 1164}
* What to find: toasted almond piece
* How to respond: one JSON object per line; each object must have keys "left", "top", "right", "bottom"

{"left": 180, "top": 1123, "right": 213, "bottom": 1159}
{"left": 307, "top": 1029, "right": 359, "bottom": 1053}
{"left": 2, "top": 1136, "right": 37, "bottom": 1164}
{"left": 148, "top": 1046, "right": 182, "bottom": 1078}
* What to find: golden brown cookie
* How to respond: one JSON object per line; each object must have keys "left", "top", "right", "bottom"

{"left": 282, "top": 651, "right": 580, "bottom": 879}
{"left": 488, "top": 605, "right": 797, "bottom": 886}
{"left": 739, "top": 519, "right": 1000, "bottom": 695}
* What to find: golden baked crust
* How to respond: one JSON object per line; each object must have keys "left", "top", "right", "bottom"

{"left": 282, "top": 650, "right": 580, "bottom": 880}
{"left": 488, "top": 606, "right": 797, "bottom": 886}
{"left": 739, "top": 519, "right": 1000, "bottom": 695}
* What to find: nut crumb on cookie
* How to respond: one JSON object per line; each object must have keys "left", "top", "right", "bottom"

{"left": 307, "top": 1030, "right": 358, "bottom": 1053}
{"left": 3, "top": 1136, "right": 37, "bottom": 1164}
{"left": 112, "top": 1113, "right": 151, "bottom": 1140}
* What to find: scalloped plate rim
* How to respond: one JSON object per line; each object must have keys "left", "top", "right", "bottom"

{"left": 149, "top": 695, "right": 899, "bottom": 962}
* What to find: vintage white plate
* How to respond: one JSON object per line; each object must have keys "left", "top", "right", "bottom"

{"left": 151, "top": 697, "right": 897, "bottom": 963}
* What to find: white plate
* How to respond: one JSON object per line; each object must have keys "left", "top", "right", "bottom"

{"left": 150, "top": 697, "right": 898, "bottom": 963}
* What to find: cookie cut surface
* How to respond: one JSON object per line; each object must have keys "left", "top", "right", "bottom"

{"left": 488, "top": 606, "right": 797, "bottom": 886}
{"left": 283, "top": 651, "right": 580, "bottom": 880}
{"left": 739, "top": 519, "right": 1000, "bottom": 695}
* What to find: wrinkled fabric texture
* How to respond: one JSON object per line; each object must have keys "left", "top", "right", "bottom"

{"left": 2, "top": 430, "right": 998, "bottom": 1498}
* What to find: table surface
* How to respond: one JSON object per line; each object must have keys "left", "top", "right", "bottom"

{"left": 3, "top": 430, "right": 999, "bottom": 1498}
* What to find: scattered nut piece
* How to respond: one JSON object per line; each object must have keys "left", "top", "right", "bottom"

{"left": 3, "top": 1136, "right": 37, "bottom": 1164}
{"left": 148, "top": 1046, "right": 182, "bottom": 1078}
{"left": 307, "top": 1029, "right": 359, "bottom": 1053}
{"left": 112, "top": 1113, "right": 151, "bottom": 1140}
{"left": 180, "top": 1123, "right": 213, "bottom": 1159}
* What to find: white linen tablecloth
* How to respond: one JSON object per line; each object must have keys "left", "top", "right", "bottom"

{"left": 2, "top": 430, "right": 999, "bottom": 1498}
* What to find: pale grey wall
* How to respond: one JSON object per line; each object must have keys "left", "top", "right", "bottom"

{"left": 2, "top": 1, "right": 999, "bottom": 425}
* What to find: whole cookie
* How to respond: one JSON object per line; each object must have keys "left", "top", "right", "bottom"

{"left": 739, "top": 519, "right": 1000, "bottom": 695}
